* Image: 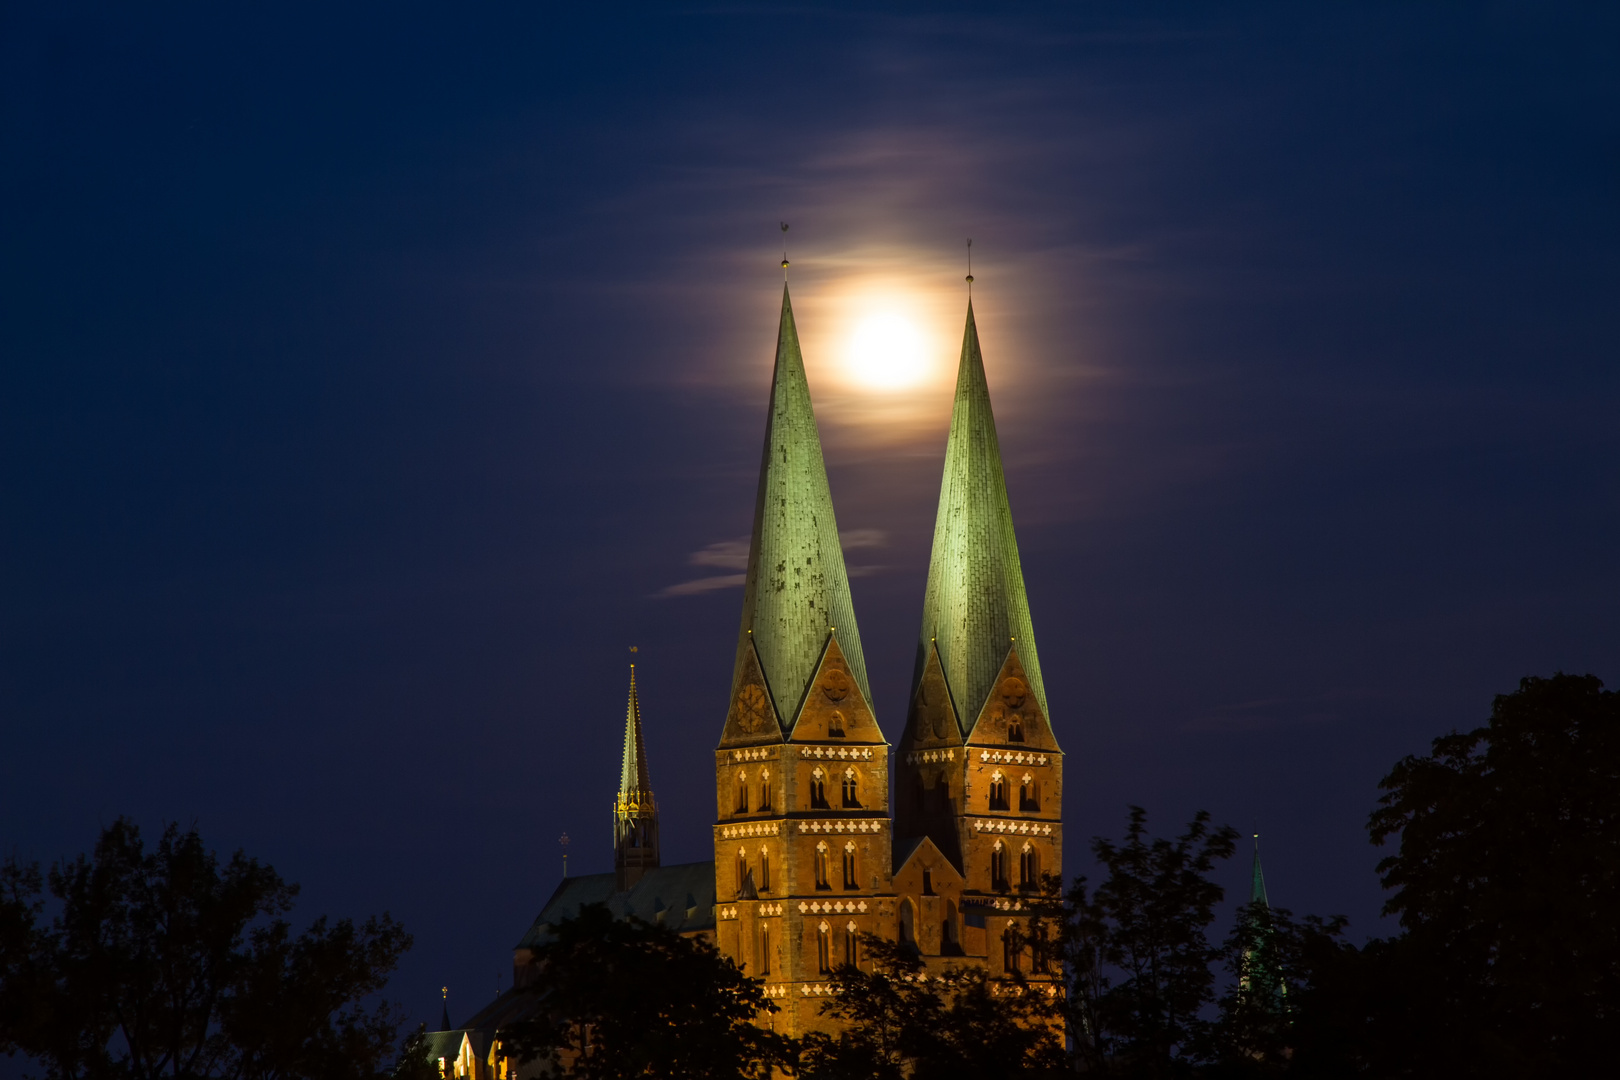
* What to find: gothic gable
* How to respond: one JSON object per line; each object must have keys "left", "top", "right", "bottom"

{"left": 717, "top": 635, "right": 786, "bottom": 749}
{"left": 964, "top": 643, "right": 1060, "bottom": 751}
{"left": 786, "top": 632, "right": 884, "bottom": 745}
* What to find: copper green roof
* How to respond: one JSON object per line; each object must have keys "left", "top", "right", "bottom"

{"left": 914, "top": 300, "right": 1049, "bottom": 730}
{"left": 618, "top": 664, "right": 652, "bottom": 801}
{"left": 732, "top": 285, "right": 872, "bottom": 727}
{"left": 1251, "top": 836, "right": 1270, "bottom": 907}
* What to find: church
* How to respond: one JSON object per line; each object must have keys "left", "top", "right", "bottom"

{"left": 426, "top": 281, "right": 1064, "bottom": 1072}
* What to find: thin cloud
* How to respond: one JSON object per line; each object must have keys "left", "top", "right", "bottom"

{"left": 656, "top": 573, "right": 747, "bottom": 598}
{"left": 689, "top": 538, "right": 750, "bottom": 570}
{"left": 658, "top": 530, "right": 889, "bottom": 597}
{"left": 840, "top": 528, "right": 887, "bottom": 549}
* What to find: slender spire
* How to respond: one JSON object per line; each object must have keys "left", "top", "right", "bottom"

{"left": 440, "top": 987, "right": 451, "bottom": 1031}
{"left": 613, "top": 662, "right": 659, "bottom": 890}
{"left": 914, "top": 299, "right": 1049, "bottom": 730}
{"left": 618, "top": 664, "right": 652, "bottom": 801}
{"left": 731, "top": 284, "right": 872, "bottom": 727}
{"left": 1251, "top": 834, "right": 1270, "bottom": 907}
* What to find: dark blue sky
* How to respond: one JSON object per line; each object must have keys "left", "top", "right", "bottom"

{"left": 3, "top": 2, "right": 1616, "bottom": 1029}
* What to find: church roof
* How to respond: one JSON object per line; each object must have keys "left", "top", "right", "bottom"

{"left": 731, "top": 284, "right": 872, "bottom": 729}
{"left": 914, "top": 300, "right": 1049, "bottom": 730}
{"left": 618, "top": 664, "right": 652, "bottom": 801}
{"left": 514, "top": 860, "right": 717, "bottom": 949}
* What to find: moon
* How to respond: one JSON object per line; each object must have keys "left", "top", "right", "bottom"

{"left": 846, "top": 311, "right": 930, "bottom": 391}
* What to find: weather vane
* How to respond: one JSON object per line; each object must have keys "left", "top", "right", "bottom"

{"left": 781, "top": 222, "right": 790, "bottom": 279}
{"left": 559, "top": 832, "right": 570, "bottom": 878}
{"left": 966, "top": 238, "right": 974, "bottom": 293}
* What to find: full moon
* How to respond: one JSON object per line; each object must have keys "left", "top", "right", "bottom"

{"left": 846, "top": 312, "right": 929, "bottom": 390}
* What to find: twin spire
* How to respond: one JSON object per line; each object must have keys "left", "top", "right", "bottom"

{"left": 730, "top": 285, "right": 873, "bottom": 728}
{"left": 726, "top": 282, "right": 1045, "bottom": 744}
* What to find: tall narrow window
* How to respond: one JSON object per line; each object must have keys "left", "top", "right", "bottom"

{"left": 1007, "top": 714, "right": 1024, "bottom": 742}
{"left": 841, "top": 768, "right": 859, "bottom": 808}
{"left": 991, "top": 841, "right": 1009, "bottom": 891}
{"left": 759, "top": 769, "right": 772, "bottom": 812}
{"left": 810, "top": 768, "right": 829, "bottom": 809}
{"left": 899, "top": 899, "right": 915, "bottom": 948}
{"left": 759, "top": 925, "right": 771, "bottom": 975}
{"left": 844, "top": 921, "right": 859, "bottom": 966}
{"left": 1020, "top": 842, "right": 1038, "bottom": 889}
{"left": 842, "top": 842, "right": 858, "bottom": 890}
{"left": 988, "top": 771, "right": 1009, "bottom": 811}
{"left": 817, "top": 921, "right": 832, "bottom": 973}
{"left": 922, "top": 869, "right": 935, "bottom": 896}
{"left": 827, "top": 710, "right": 845, "bottom": 738}
{"left": 758, "top": 845, "right": 771, "bottom": 891}
{"left": 1020, "top": 774, "right": 1039, "bottom": 812}
{"left": 735, "top": 771, "right": 749, "bottom": 813}
{"left": 1032, "top": 926, "right": 1050, "bottom": 974}
{"left": 814, "top": 841, "right": 831, "bottom": 890}
{"left": 1004, "top": 929, "right": 1021, "bottom": 973}
{"left": 736, "top": 849, "right": 748, "bottom": 895}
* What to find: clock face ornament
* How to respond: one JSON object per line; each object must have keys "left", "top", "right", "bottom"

{"left": 821, "top": 669, "right": 852, "bottom": 702}
{"left": 999, "top": 677, "right": 1028, "bottom": 709}
{"left": 735, "top": 683, "right": 770, "bottom": 733}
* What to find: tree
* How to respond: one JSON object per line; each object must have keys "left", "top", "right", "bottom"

{"left": 0, "top": 818, "right": 412, "bottom": 1080}
{"left": 799, "top": 934, "right": 1064, "bottom": 1080}
{"left": 501, "top": 903, "right": 793, "bottom": 1080}
{"left": 1363, "top": 672, "right": 1620, "bottom": 1076}
{"left": 1061, "top": 807, "right": 1239, "bottom": 1078}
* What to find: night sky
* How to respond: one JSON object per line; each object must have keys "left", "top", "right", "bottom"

{"left": 3, "top": 3, "right": 1617, "bottom": 1031}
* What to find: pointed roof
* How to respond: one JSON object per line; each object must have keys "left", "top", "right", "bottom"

{"left": 618, "top": 665, "right": 652, "bottom": 801}
{"left": 732, "top": 285, "right": 872, "bottom": 726}
{"left": 914, "top": 300, "right": 1048, "bottom": 730}
{"left": 1251, "top": 836, "right": 1270, "bottom": 907}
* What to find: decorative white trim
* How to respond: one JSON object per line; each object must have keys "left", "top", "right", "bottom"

{"left": 978, "top": 750, "right": 1049, "bottom": 765}
{"left": 719, "top": 821, "right": 780, "bottom": 839}
{"left": 730, "top": 748, "right": 771, "bottom": 762}
{"left": 798, "top": 983, "right": 836, "bottom": 996}
{"left": 800, "top": 899, "right": 869, "bottom": 914}
{"left": 719, "top": 906, "right": 739, "bottom": 920}
{"left": 757, "top": 903, "right": 783, "bottom": 916}
{"left": 797, "top": 819, "right": 884, "bottom": 834}
{"left": 800, "top": 746, "right": 875, "bottom": 760}
{"left": 905, "top": 749, "right": 957, "bottom": 765}
{"left": 971, "top": 818, "right": 1056, "bottom": 836}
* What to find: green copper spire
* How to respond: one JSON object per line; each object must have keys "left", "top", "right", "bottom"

{"left": 619, "top": 665, "right": 652, "bottom": 801}
{"left": 915, "top": 299, "right": 1049, "bottom": 730}
{"left": 1251, "top": 835, "right": 1270, "bottom": 907}
{"left": 732, "top": 285, "right": 872, "bottom": 726}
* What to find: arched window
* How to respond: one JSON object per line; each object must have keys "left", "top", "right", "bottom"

{"left": 759, "top": 768, "right": 772, "bottom": 812}
{"left": 841, "top": 768, "right": 859, "bottom": 808}
{"left": 1019, "top": 773, "right": 1039, "bottom": 811}
{"left": 758, "top": 845, "right": 771, "bottom": 891}
{"left": 809, "top": 767, "right": 829, "bottom": 809}
{"left": 734, "top": 770, "right": 749, "bottom": 814}
{"left": 828, "top": 709, "right": 845, "bottom": 738}
{"left": 1020, "top": 841, "right": 1039, "bottom": 889}
{"left": 736, "top": 848, "right": 748, "bottom": 895}
{"left": 844, "top": 920, "right": 859, "bottom": 966}
{"left": 842, "top": 842, "right": 858, "bottom": 890}
{"left": 898, "top": 898, "right": 916, "bottom": 948}
{"left": 1008, "top": 713, "right": 1024, "bottom": 742}
{"left": 991, "top": 840, "right": 1010, "bottom": 891}
{"left": 817, "top": 921, "right": 832, "bottom": 973}
{"left": 988, "top": 771, "right": 1009, "bottom": 811}
{"left": 942, "top": 900, "right": 961, "bottom": 955}
{"left": 759, "top": 925, "right": 772, "bottom": 975}
{"left": 814, "top": 841, "right": 831, "bottom": 890}
{"left": 1003, "top": 927, "right": 1022, "bottom": 973}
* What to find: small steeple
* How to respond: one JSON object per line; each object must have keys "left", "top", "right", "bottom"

{"left": 1251, "top": 834, "right": 1270, "bottom": 907}
{"left": 613, "top": 662, "right": 660, "bottom": 891}
{"left": 729, "top": 284, "right": 873, "bottom": 730}
{"left": 440, "top": 986, "right": 451, "bottom": 1031}
{"left": 913, "top": 299, "right": 1051, "bottom": 732}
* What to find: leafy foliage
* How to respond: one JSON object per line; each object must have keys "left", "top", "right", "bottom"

{"left": 0, "top": 819, "right": 411, "bottom": 1080}
{"left": 502, "top": 903, "right": 792, "bottom": 1080}
{"left": 799, "top": 934, "right": 1063, "bottom": 1080}
{"left": 1061, "top": 807, "right": 1239, "bottom": 1078}
{"left": 1362, "top": 672, "right": 1620, "bottom": 1076}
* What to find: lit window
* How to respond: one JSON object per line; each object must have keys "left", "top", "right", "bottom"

{"left": 988, "top": 771, "right": 1009, "bottom": 811}
{"left": 841, "top": 768, "right": 859, "bottom": 808}
{"left": 842, "top": 842, "right": 858, "bottom": 890}
{"left": 991, "top": 840, "right": 1009, "bottom": 891}
{"left": 817, "top": 921, "right": 832, "bottom": 973}
{"left": 759, "top": 768, "right": 771, "bottom": 811}
{"left": 735, "top": 770, "right": 749, "bottom": 813}
{"left": 814, "top": 841, "right": 831, "bottom": 890}
{"left": 810, "top": 767, "right": 829, "bottom": 809}
{"left": 1019, "top": 774, "right": 1039, "bottom": 812}
{"left": 758, "top": 845, "right": 771, "bottom": 891}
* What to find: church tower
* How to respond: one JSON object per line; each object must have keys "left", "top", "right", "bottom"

{"left": 714, "top": 284, "right": 892, "bottom": 1035}
{"left": 892, "top": 298, "right": 1063, "bottom": 975}
{"left": 614, "top": 664, "right": 660, "bottom": 892}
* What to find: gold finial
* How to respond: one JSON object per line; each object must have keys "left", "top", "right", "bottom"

{"left": 781, "top": 222, "right": 790, "bottom": 278}
{"left": 966, "top": 238, "right": 974, "bottom": 289}
{"left": 441, "top": 986, "right": 448, "bottom": 1000}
